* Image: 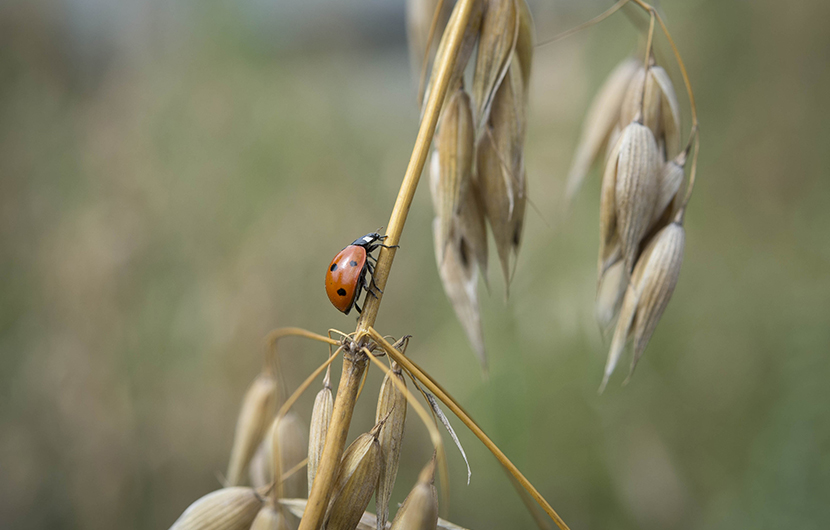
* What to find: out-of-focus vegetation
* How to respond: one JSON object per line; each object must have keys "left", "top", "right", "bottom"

{"left": 1, "top": 1, "right": 829, "bottom": 529}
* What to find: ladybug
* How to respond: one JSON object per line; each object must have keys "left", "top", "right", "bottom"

{"left": 325, "top": 233, "right": 391, "bottom": 315}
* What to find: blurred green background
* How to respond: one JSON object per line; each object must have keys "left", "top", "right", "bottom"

{"left": 2, "top": 0, "right": 829, "bottom": 528}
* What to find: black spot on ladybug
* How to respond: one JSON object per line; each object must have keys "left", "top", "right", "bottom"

{"left": 350, "top": 260, "right": 358, "bottom": 267}
{"left": 330, "top": 263, "right": 337, "bottom": 271}
{"left": 337, "top": 288, "right": 347, "bottom": 296}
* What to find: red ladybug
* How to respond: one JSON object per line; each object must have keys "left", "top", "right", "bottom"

{"left": 325, "top": 233, "right": 389, "bottom": 314}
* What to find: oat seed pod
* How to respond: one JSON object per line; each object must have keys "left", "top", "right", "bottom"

{"left": 226, "top": 372, "right": 278, "bottom": 487}
{"left": 406, "top": 0, "right": 452, "bottom": 83}
{"left": 629, "top": 222, "right": 685, "bottom": 375}
{"left": 432, "top": 87, "right": 475, "bottom": 261}
{"left": 249, "top": 440, "right": 270, "bottom": 489}
{"left": 472, "top": 0, "right": 519, "bottom": 132}
{"left": 375, "top": 362, "right": 408, "bottom": 530}
{"left": 478, "top": 59, "right": 526, "bottom": 293}
{"left": 601, "top": 222, "right": 685, "bottom": 390}
{"left": 514, "top": 0, "right": 534, "bottom": 93}
{"left": 620, "top": 65, "right": 682, "bottom": 158}
{"left": 649, "top": 150, "right": 686, "bottom": 230}
{"left": 169, "top": 487, "right": 264, "bottom": 530}
{"left": 595, "top": 259, "right": 627, "bottom": 334}
{"left": 390, "top": 458, "right": 439, "bottom": 530}
{"left": 275, "top": 412, "right": 308, "bottom": 499}
{"left": 323, "top": 423, "right": 385, "bottom": 530}
{"left": 457, "top": 178, "right": 489, "bottom": 278}
{"left": 619, "top": 66, "right": 661, "bottom": 138}
{"left": 433, "top": 217, "right": 488, "bottom": 373}
{"left": 598, "top": 133, "right": 623, "bottom": 278}
{"left": 565, "top": 57, "right": 639, "bottom": 201}
{"left": 423, "top": 0, "right": 484, "bottom": 112}
{"left": 250, "top": 504, "right": 293, "bottom": 530}
{"left": 614, "top": 121, "right": 660, "bottom": 275}
{"left": 307, "top": 382, "right": 334, "bottom": 496}
{"left": 650, "top": 66, "right": 682, "bottom": 157}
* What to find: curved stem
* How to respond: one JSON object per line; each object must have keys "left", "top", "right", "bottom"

{"left": 355, "top": 0, "right": 478, "bottom": 337}
{"left": 367, "top": 328, "right": 571, "bottom": 530}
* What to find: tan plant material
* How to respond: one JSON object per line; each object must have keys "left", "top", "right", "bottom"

{"left": 601, "top": 221, "right": 685, "bottom": 391}
{"left": 307, "top": 381, "right": 334, "bottom": 495}
{"left": 456, "top": 178, "right": 489, "bottom": 278}
{"left": 650, "top": 150, "right": 686, "bottom": 229}
{"left": 477, "top": 58, "right": 526, "bottom": 293}
{"left": 169, "top": 487, "right": 264, "bottom": 530}
{"left": 432, "top": 87, "right": 475, "bottom": 260}
{"left": 612, "top": 121, "right": 660, "bottom": 275}
{"left": 250, "top": 504, "right": 294, "bottom": 530}
{"left": 595, "top": 259, "right": 627, "bottom": 334}
{"left": 565, "top": 57, "right": 639, "bottom": 201}
{"left": 390, "top": 458, "right": 439, "bottom": 530}
{"left": 423, "top": 0, "right": 484, "bottom": 112}
{"left": 322, "top": 422, "right": 385, "bottom": 530}
{"left": 375, "top": 362, "right": 408, "bottom": 530}
{"left": 473, "top": 0, "right": 519, "bottom": 132}
{"left": 226, "top": 372, "right": 278, "bottom": 486}
{"left": 597, "top": 132, "right": 623, "bottom": 279}
{"left": 276, "top": 412, "right": 308, "bottom": 499}
{"left": 406, "top": 0, "right": 452, "bottom": 82}
{"left": 514, "top": 0, "right": 534, "bottom": 93}
{"left": 249, "top": 440, "right": 270, "bottom": 489}
{"left": 432, "top": 217, "right": 487, "bottom": 373}
{"left": 281, "top": 499, "right": 470, "bottom": 530}
{"left": 620, "top": 64, "right": 682, "bottom": 158}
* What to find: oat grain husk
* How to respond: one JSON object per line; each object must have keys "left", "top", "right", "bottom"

{"left": 169, "top": 487, "right": 264, "bottom": 530}
{"left": 566, "top": 57, "right": 639, "bottom": 201}
{"left": 472, "top": 0, "right": 519, "bottom": 132}
{"left": 226, "top": 372, "right": 278, "bottom": 486}
{"left": 250, "top": 504, "right": 293, "bottom": 530}
{"left": 375, "top": 363, "right": 408, "bottom": 530}
{"left": 323, "top": 423, "right": 385, "bottom": 530}
{"left": 307, "top": 383, "right": 334, "bottom": 495}
{"left": 390, "top": 458, "right": 439, "bottom": 530}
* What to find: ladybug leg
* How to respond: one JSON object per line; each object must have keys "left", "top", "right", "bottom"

{"left": 354, "top": 301, "right": 363, "bottom": 314}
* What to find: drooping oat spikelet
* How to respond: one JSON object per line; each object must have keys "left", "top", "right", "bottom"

{"left": 565, "top": 57, "right": 639, "bottom": 201}
{"left": 629, "top": 222, "right": 685, "bottom": 376}
{"left": 620, "top": 64, "right": 682, "bottom": 158}
{"left": 323, "top": 422, "right": 385, "bottom": 530}
{"left": 390, "top": 458, "right": 439, "bottom": 530}
{"left": 597, "top": 133, "right": 623, "bottom": 278}
{"left": 275, "top": 412, "right": 308, "bottom": 499}
{"left": 478, "top": 58, "right": 527, "bottom": 293}
{"left": 456, "top": 178, "right": 489, "bottom": 278}
{"left": 433, "top": 216, "right": 487, "bottom": 373}
{"left": 649, "top": 150, "right": 686, "bottom": 230}
{"left": 432, "top": 87, "right": 475, "bottom": 260}
{"left": 406, "top": 0, "right": 452, "bottom": 83}
{"left": 226, "top": 372, "right": 278, "bottom": 486}
{"left": 249, "top": 440, "right": 270, "bottom": 489}
{"left": 601, "top": 221, "right": 685, "bottom": 390}
{"left": 169, "top": 487, "right": 264, "bottom": 530}
{"left": 472, "top": 0, "right": 519, "bottom": 132}
{"left": 595, "top": 259, "right": 626, "bottom": 334}
{"left": 649, "top": 66, "right": 682, "bottom": 157}
{"left": 307, "top": 381, "right": 333, "bottom": 495}
{"left": 250, "top": 504, "right": 293, "bottom": 530}
{"left": 423, "top": 0, "right": 484, "bottom": 112}
{"left": 375, "top": 362, "right": 408, "bottom": 530}
{"left": 613, "top": 121, "right": 660, "bottom": 274}
{"left": 280, "top": 499, "right": 472, "bottom": 530}
{"left": 514, "top": 0, "right": 534, "bottom": 93}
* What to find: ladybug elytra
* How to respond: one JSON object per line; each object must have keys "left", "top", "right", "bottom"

{"left": 325, "top": 232, "right": 389, "bottom": 315}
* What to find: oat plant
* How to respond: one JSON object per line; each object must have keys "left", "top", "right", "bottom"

{"left": 170, "top": 0, "right": 700, "bottom": 529}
